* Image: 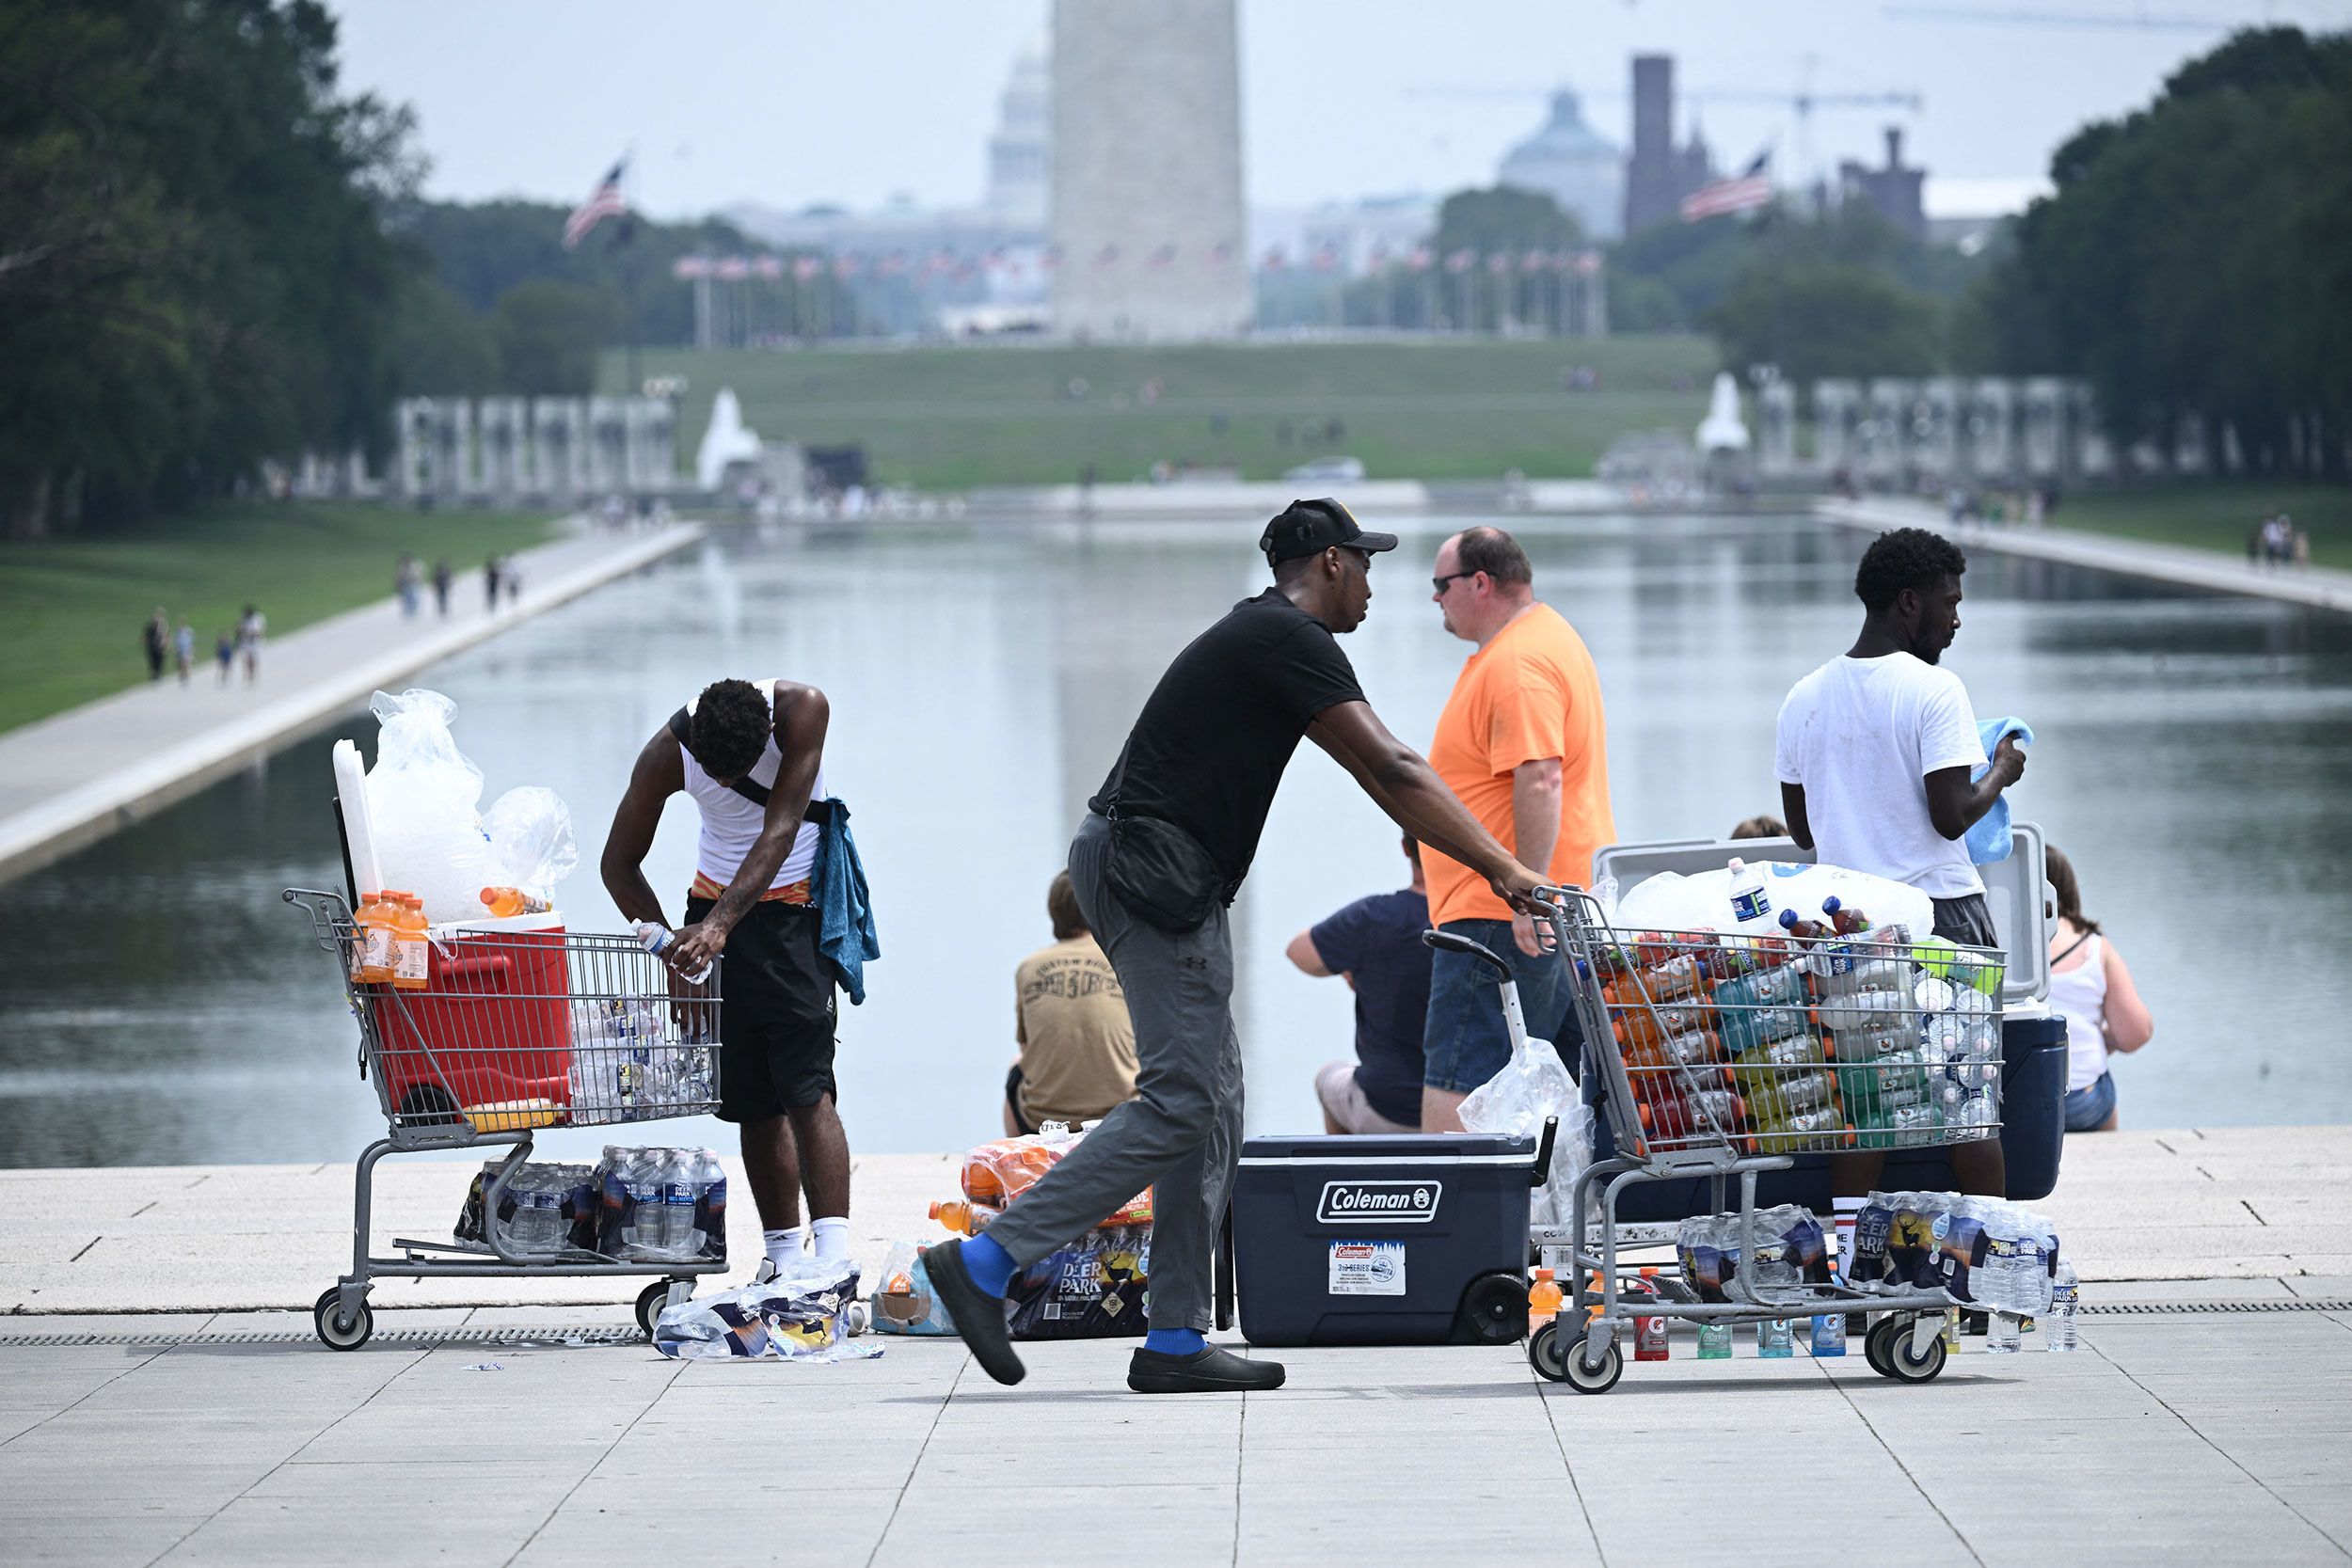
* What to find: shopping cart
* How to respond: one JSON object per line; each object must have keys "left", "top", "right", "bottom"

{"left": 285, "top": 887, "right": 727, "bottom": 1350}
{"left": 1517, "top": 886, "right": 2006, "bottom": 1393}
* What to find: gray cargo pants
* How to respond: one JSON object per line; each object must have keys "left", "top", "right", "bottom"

{"left": 984, "top": 812, "right": 1242, "bottom": 1333}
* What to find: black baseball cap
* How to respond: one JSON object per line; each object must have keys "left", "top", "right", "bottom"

{"left": 1259, "top": 497, "right": 1399, "bottom": 566}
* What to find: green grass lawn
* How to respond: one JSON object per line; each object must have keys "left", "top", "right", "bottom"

{"left": 2054, "top": 483, "right": 2352, "bottom": 571}
{"left": 0, "top": 501, "right": 561, "bottom": 734}
{"left": 605, "top": 335, "right": 1720, "bottom": 488}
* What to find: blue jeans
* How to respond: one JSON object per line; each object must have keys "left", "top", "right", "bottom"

{"left": 2064, "top": 1070, "right": 2117, "bottom": 1132}
{"left": 1422, "top": 917, "right": 1583, "bottom": 1095}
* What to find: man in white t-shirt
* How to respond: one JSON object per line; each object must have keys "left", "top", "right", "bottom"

{"left": 1774, "top": 528, "right": 2026, "bottom": 1248}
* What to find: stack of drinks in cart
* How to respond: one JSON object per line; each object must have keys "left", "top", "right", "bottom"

{"left": 565, "top": 1000, "right": 717, "bottom": 1122}
{"left": 1603, "top": 861, "right": 2006, "bottom": 1157}
{"left": 872, "top": 1120, "right": 1153, "bottom": 1339}
{"left": 1648, "top": 1196, "right": 2079, "bottom": 1358}
{"left": 451, "top": 1148, "right": 726, "bottom": 1263}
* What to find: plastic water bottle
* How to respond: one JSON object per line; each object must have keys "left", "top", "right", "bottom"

{"left": 633, "top": 921, "right": 711, "bottom": 983}
{"left": 660, "top": 1149, "right": 697, "bottom": 1259}
{"left": 1756, "top": 1318, "right": 1793, "bottom": 1357}
{"left": 1697, "top": 1322, "right": 1732, "bottom": 1359}
{"left": 2047, "top": 1256, "right": 2079, "bottom": 1352}
{"left": 1985, "top": 1312, "right": 2022, "bottom": 1354}
{"left": 1726, "top": 857, "right": 1773, "bottom": 931}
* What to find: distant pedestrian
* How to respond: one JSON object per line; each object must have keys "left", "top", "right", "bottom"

{"left": 503, "top": 560, "right": 522, "bottom": 606}
{"left": 236, "top": 605, "right": 265, "bottom": 685}
{"left": 395, "top": 555, "right": 421, "bottom": 618}
{"left": 484, "top": 556, "right": 502, "bottom": 611}
{"left": 432, "top": 559, "right": 453, "bottom": 616}
{"left": 173, "top": 621, "right": 195, "bottom": 684}
{"left": 215, "top": 630, "right": 236, "bottom": 686}
{"left": 1730, "top": 814, "right": 1788, "bottom": 840}
{"left": 142, "top": 610, "right": 168, "bottom": 682}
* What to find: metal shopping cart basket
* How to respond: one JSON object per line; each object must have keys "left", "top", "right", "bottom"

{"left": 1524, "top": 886, "right": 2006, "bottom": 1393}
{"left": 284, "top": 886, "right": 725, "bottom": 1350}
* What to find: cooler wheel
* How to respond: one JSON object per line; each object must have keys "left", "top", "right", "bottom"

{"left": 1455, "top": 1272, "right": 1529, "bottom": 1345}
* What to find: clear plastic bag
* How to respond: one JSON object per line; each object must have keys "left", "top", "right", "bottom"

{"left": 871, "top": 1242, "right": 958, "bottom": 1336}
{"left": 1459, "top": 1033, "right": 1593, "bottom": 1230}
{"left": 363, "top": 689, "right": 574, "bottom": 922}
{"left": 652, "top": 1258, "right": 880, "bottom": 1361}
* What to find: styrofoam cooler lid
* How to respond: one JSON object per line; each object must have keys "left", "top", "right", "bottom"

{"left": 331, "top": 738, "right": 384, "bottom": 899}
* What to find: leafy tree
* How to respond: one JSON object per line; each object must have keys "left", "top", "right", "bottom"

{"left": 0, "top": 0, "right": 415, "bottom": 534}
{"left": 1965, "top": 26, "right": 2350, "bottom": 473}
{"left": 1706, "top": 258, "right": 1943, "bottom": 387}
{"left": 493, "top": 280, "right": 619, "bottom": 397}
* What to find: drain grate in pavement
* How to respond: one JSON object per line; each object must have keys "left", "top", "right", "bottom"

{"left": 3, "top": 1300, "right": 2348, "bottom": 1348}
{"left": 2081, "top": 1298, "right": 2352, "bottom": 1316}
{"left": 0, "top": 1323, "right": 650, "bottom": 1349}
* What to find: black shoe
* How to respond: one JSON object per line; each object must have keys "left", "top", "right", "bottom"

{"left": 921, "top": 1241, "right": 1025, "bottom": 1386}
{"left": 1127, "top": 1343, "right": 1286, "bottom": 1394}
{"left": 1963, "top": 1309, "right": 1990, "bottom": 1337}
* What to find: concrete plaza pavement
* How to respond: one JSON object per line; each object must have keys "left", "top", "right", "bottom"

{"left": 4, "top": 1300, "right": 2348, "bottom": 1565}
{"left": 4, "top": 1132, "right": 2352, "bottom": 1563}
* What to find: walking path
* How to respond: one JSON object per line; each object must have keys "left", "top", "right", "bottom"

{"left": 0, "top": 520, "right": 704, "bottom": 886}
{"left": 1820, "top": 495, "right": 2352, "bottom": 613}
{"left": 2, "top": 1132, "right": 2347, "bottom": 1566}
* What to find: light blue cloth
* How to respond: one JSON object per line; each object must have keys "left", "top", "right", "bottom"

{"left": 809, "top": 798, "right": 880, "bottom": 1006}
{"left": 1968, "top": 717, "right": 2033, "bottom": 863}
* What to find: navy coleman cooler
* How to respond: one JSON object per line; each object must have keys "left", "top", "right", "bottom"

{"left": 1230, "top": 1132, "right": 1544, "bottom": 1347}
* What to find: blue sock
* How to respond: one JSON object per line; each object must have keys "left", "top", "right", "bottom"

{"left": 960, "top": 1232, "right": 1015, "bottom": 1298}
{"left": 1145, "top": 1326, "right": 1205, "bottom": 1357}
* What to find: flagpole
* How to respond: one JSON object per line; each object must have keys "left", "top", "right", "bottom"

{"left": 620, "top": 150, "right": 641, "bottom": 399}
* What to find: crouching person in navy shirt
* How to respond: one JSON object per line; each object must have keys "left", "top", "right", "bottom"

{"left": 1287, "top": 834, "right": 1435, "bottom": 1135}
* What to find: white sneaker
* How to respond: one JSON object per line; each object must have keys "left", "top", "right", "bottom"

{"left": 753, "top": 1257, "right": 784, "bottom": 1286}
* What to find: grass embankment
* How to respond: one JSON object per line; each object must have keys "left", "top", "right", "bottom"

{"left": 2054, "top": 483, "right": 2352, "bottom": 572}
{"left": 604, "top": 335, "right": 1719, "bottom": 489}
{"left": 0, "top": 501, "right": 561, "bottom": 733}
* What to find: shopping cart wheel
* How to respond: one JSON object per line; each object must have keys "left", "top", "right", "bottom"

{"left": 1864, "top": 1316, "right": 1898, "bottom": 1377}
{"left": 1529, "top": 1321, "right": 1571, "bottom": 1382}
{"left": 1454, "top": 1272, "right": 1529, "bottom": 1345}
{"left": 1885, "top": 1322, "right": 1947, "bottom": 1384}
{"left": 313, "top": 1288, "right": 373, "bottom": 1352}
{"left": 1562, "top": 1335, "right": 1623, "bottom": 1395}
{"left": 636, "top": 1279, "right": 683, "bottom": 1340}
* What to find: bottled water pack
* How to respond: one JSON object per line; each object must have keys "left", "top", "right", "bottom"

{"left": 594, "top": 1146, "right": 728, "bottom": 1262}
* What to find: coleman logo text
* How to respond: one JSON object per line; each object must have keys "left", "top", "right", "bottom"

{"left": 1316, "top": 1180, "right": 1441, "bottom": 1225}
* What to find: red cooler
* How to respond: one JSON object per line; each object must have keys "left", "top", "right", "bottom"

{"left": 372, "top": 913, "right": 572, "bottom": 1125}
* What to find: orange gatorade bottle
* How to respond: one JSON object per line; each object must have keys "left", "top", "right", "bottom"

{"left": 389, "top": 894, "right": 431, "bottom": 991}
{"left": 1528, "top": 1268, "right": 1564, "bottom": 1336}
{"left": 929, "top": 1199, "right": 1000, "bottom": 1236}
{"left": 353, "top": 892, "right": 397, "bottom": 983}
{"left": 479, "top": 886, "right": 550, "bottom": 918}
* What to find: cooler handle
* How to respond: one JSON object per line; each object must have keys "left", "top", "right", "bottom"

{"left": 1532, "top": 1115, "right": 1558, "bottom": 1188}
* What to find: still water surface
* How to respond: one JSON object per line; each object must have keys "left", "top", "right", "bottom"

{"left": 5, "top": 512, "right": 2349, "bottom": 1167}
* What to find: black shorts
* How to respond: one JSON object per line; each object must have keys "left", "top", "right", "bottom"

{"left": 688, "top": 896, "right": 837, "bottom": 1121}
{"left": 1930, "top": 893, "right": 1999, "bottom": 949}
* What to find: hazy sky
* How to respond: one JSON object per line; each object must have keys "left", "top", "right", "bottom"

{"left": 331, "top": 1, "right": 2338, "bottom": 222}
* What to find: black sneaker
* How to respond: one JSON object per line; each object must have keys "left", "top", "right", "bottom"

{"left": 1127, "top": 1343, "right": 1286, "bottom": 1394}
{"left": 920, "top": 1240, "right": 1025, "bottom": 1386}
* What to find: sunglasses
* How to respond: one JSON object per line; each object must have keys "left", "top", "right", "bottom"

{"left": 1431, "top": 571, "right": 1477, "bottom": 594}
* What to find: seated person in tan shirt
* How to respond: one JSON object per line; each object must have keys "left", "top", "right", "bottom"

{"left": 1005, "top": 871, "right": 1139, "bottom": 1135}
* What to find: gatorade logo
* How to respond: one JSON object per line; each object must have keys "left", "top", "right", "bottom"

{"left": 1317, "top": 1180, "right": 1441, "bottom": 1225}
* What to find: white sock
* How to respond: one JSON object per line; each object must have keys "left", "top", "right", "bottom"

{"left": 810, "top": 1215, "right": 850, "bottom": 1261}
{"left": 763, "top": 1227, "right": 806, "bottom": 1267}
{"left": 1832, "top": 1198, "right": 1865, "bottom": 1284}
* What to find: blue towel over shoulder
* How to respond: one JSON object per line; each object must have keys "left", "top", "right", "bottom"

{"left": 809, "top": 798, "right": 880, "bottom": 1005}
{"left": 1967, "top": 718, "right": 2033, "bottom": 864}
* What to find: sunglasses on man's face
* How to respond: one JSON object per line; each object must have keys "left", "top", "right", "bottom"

{"left": 1432, "top": 571, "right": 1476, "bottom": 594}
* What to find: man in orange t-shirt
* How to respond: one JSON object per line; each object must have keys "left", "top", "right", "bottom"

{"left": 1421, "top": 527, "right": 1615, "bottom": 1130}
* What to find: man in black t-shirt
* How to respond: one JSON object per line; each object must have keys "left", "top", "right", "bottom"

{"left": 925, "top": 498, "right": 1549, "bottom": 1394}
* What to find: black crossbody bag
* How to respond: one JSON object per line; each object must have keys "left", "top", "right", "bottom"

{"left": 1101, "top": 797, "right": 1230, "bottom": 933}
{"left": 668, "top": 708, "right": 827, "bottom": 826}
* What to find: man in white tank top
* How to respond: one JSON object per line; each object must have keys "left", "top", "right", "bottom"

{"left": 601, "top": 676, "right": 851, "bottom": 1280}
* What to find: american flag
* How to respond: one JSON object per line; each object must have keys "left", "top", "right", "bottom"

{"left": 562, "top": 159, "right": 628, "bottom": 249}
{"left": 1680, "top": 153, "right": 1773, "bottom": 222}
